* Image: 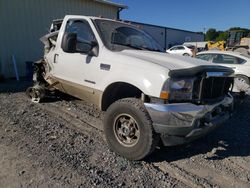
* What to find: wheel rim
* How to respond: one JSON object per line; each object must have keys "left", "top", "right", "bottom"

{"left": 113, "top": 114, "right": 140, "bottom": 147}
{"left": 234, "top": 77, "right": 249, "bottom": 92}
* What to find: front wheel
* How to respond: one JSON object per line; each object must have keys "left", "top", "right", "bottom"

{"left": 103, "top": 98, "right": 159, "bottom": 160}
{"left": 183, "top": 53, "right": 190, "bottom": 56}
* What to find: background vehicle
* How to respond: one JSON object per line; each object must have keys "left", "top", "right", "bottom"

{"left": 166, "top": 45, "right": 196, "bottom": 56}
{"left": 27, "top": 15, "right": 234, "bottom": 160}
{"left": 196, "top": 51, "right": 250, "bottom": 92}
{"left": 183, "top": 42, "right": 207, "bottom": 52}
{"left": 227, "top": 30, "right": 250, "bottom": 54}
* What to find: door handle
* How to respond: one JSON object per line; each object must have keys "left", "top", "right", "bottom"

{"left": 54, "top": 54, "right": 59, "bottom": 63}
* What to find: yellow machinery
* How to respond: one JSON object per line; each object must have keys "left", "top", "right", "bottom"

{"left": 206, "top": 41, "right": 226, "bottom": 51}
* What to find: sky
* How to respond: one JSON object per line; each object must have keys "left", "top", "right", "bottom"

{"left": 113, "top": 0, "right": 250, "bottom": 32}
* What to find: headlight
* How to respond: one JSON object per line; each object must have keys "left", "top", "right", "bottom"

{"left": 160, "top": 78, "right": 195, "bottom": 101}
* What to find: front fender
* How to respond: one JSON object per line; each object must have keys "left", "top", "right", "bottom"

{"left": 98, "top": 67, "right": 168, "bottom": 97}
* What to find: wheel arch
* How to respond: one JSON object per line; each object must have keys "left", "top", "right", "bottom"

{"left": 101, "top": 82, "right": 146, "bottom": 111}
{"left": 235, "top": 74, "right": 250, "bottom": 83}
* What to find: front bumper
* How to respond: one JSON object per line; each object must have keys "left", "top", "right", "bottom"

{"left": 144, "top": 95, "right": 233, "bottom": 146}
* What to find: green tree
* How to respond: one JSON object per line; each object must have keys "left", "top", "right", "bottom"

{"left": 215, "top": 31, "right": 228, "bottom": 41}
{"left": 205, "top": 28, "right": 219, "bottom": 41}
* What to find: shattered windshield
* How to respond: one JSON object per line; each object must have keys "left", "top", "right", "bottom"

{"left": 93, "top": 19, "right": 164, "bottom": 52}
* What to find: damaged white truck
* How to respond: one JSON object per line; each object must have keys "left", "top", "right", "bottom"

{"left": 27, "top": 15, "right": 235, "bottom": 160}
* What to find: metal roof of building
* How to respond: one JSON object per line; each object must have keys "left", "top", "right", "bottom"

{"left": 94, "top": 0, "right": 128, "bottom": 9}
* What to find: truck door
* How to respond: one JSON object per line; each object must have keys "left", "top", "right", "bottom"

{"left": 52, "top": 19, "right": 100, "bottom": 101}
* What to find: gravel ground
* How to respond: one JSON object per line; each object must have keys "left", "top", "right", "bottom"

{"left": 0, "top": 81, "right": 250, "bottom": 188}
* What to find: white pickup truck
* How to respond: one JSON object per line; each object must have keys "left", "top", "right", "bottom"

{"left": 27, "top": 15, "right": 234, "bottom": 160}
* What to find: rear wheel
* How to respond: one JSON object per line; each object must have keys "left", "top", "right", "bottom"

{"left": 103, "top": 98, "right": 159, "bottom": 160}
{"left": 183, "top": 53, "right": 190, "bottom": 56}
{"left": 26, "top": 85, "right": 45, "bottom": 103}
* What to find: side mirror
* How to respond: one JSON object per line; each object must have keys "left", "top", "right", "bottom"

{"left": 61, "top": 32, "right": 77, "bottom": 53}
{"left": 87, "top": 41, "right": 99, "bottom": 57}
{"left": 61, "top": 32, "right": 98, "bottom": 56}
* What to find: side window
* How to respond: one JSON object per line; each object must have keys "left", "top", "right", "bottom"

{"left": 170, "top": 46, "right": 182, "bottom": 50}
{"left": 212, "top": 54, "right": 243, "bottom": 64}
{"left": 212, "top": 54, "right": 224, "bottom": 64}
{"left": 170, "top": 47, "right": 178, "bottom": 51}
{"left": 178, "top": 46, "right": 185, "bottom": 50}
{"left": 236, "top": 57, "right": 246, "bottom": 64}
{"left": 65, "top": 20, "right": 97, "bottom": 53}
{"left": 196, "top": 54, "right": 211, "bottom": 61}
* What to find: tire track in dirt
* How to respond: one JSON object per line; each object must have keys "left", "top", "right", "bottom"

{"left": 172, "top": 159, "right": 250, "bottom": 188}
{"left": 9, "top": 93, "right": 100, "bottom": 134}
{"left": 154, "top": 162, "right": 218, "bottom": 188}
{"left": 228, "top": 157, "right": 250, "bottom": 173}
{"left": 190, "top": 156, "right": 250, "bottom": 184}
{"left": 223, "top": 157, "right": 250, "bottom": 181}
{"left": 37, "top": 103, "right": 97, "bottom": 133}
{"left": 46, "top": 100, "right": 104, "bottom": 130}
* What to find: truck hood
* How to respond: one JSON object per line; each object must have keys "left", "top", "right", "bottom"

{"left": 117, "top": 50, "right": 234, "bottom": 78}
{"left": 117, "top": 50, "right": 213, "bottom": 70}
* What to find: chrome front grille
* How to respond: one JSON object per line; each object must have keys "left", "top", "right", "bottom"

{"left": 193, "top": 77, "right": 233, "bottom": 104}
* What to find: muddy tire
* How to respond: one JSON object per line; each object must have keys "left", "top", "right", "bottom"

{"left": 104, "top": 98, "right": 159, "bottom": 160}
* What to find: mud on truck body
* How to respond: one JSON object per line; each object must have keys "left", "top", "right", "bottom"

{"left": 27, "top": 15, "right": 235, "bottom": 160}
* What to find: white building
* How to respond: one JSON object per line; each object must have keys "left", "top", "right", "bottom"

{"left": 0, "top": 0, "right": 126, "bottom": 78}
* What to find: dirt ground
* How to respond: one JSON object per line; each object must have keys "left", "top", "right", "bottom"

{"left": 0, "top": 80, "right": 250, "bottom": 188}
